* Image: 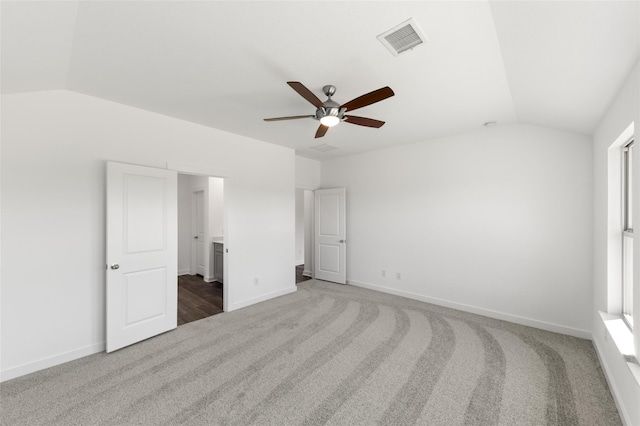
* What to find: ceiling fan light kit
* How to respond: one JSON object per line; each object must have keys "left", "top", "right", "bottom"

{"left": 264, "top": 81, "right": 394, "bottom": 138}
{"left": 319, "top": 115, "right": 340, "bottom": 127}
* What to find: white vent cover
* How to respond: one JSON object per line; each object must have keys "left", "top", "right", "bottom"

{"left": 377, "top": 18, "right": 427, "bottom": 56}
{"left": 310, "top": 144, "right": 338, "bottom": 152}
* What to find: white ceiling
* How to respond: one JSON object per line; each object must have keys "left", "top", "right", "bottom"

{"left": 2, "top": 1, "right": 639, "bottom": 160}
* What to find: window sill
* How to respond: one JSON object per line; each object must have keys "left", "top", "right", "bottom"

{"left": 599, "top": 311, "right": 640, "bottom": 386}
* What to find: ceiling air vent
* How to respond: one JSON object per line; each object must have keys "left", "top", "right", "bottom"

{"left": 377, "top": 18, "right": 427, "bottom": 56}
{"left": 310, "top": 144, "right": 338, "bottom": 152}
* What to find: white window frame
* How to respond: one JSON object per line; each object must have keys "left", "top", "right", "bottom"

{"left": 622, "top": 139, "right": 634, "bottom": 329}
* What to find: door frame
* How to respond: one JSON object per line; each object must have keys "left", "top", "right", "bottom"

{"left": 296, "top": 185, "right": 348, "bottom": 285}
{"left": 297, "top": 188, "right": 315, "bottom": 279}
{"left": 169, "top": 162, "right": 229, "bottom": 312}
{"left": 303, "top": 189, "right": 315, "bottom": 278}
{"left": 190, "top": 188, "right": 206, "bottom": 277}
{"left": 296, "top": 185, "right": 319, "bottom": 280}
{"left": 314, "top": 187, "right": 347, "bottom": 284}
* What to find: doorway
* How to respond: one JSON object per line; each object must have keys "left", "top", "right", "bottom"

{"left": 295, "top": 188, "right": 314, "bottom": 284}
{"left": 178, "top": 173, "right": 225, "bottom": 325}
{"left": 295, "top": 187, "right": 347, "bottom": 285}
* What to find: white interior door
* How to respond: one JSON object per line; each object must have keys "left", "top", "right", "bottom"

{"left": 106, "top": 162, "right": 178, "bottom": 353}
{"left": 193, "top": 190, "right": 206, "bottom": 276}
{"left": 314, "top": 188, "right": 347, "bottom": 284}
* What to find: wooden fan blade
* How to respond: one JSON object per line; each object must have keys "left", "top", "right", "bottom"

{"left": 264, "top": 115, "right": 313, "bottom": 122}
{"left": 344, "top": 115, "right": 385, "bottom": 128}
{"left": 315, "top": 124, "right": 329, "bottom": 138}
{"left": 287, "top": 82, "right": 324, "bottom": 108}
{"left": 341, "top": 86, "right": 394, "bottom": 112}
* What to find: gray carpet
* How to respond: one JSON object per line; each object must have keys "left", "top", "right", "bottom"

{"left": 0, "top": 280, "right": 621, "bottom": 425}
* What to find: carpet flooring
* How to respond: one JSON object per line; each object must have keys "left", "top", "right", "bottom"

{"left": 0, "top": 280, "right": 621, "bottom": 425}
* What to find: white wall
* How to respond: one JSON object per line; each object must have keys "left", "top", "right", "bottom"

{"left": 592, "top": 60, "right": 640, "bottom": 426}
{"left": 208, "top": 177, "right": 224, "bottom": 239}
{"left": 321, "top": 123, "right": 593, "bottom": 337}
{"left": 177, "top": 174, "right": 192, "bottom": 275}
{"left": 295, "top": 155, "right": 321, "bottom": 189}
{"left": 1, "top": 90, "right": 296, "bottom": 381}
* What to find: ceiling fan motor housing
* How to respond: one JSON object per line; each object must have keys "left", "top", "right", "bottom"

{"left": 315, "top": 106, "right": 344, "bottom": 121}
{"left": 314, "top": 86, "right": 344, "bottom": 122}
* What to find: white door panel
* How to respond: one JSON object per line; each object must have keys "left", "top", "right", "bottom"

{"left": 319, "top": 193, "right": 340, "bottom": 236}
{"left": 106, "top": 162, "right": 177, "bottom": 353}
{"left": 123, "top": 268, "right": 167, "bottom": 326}
{"left": 315, "top": 188, "right": 346, "bottom": 284}
{"left": 193, "top": 190, "right": 206, "bottom": 276}
{"left": 318, "top": 244, "right": 340, "bottom": 272}
{"left": 124, "top": 176, "right": 167, "bottom": 252}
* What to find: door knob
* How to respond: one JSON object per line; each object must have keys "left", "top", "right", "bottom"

{"left": 110, "top": 264, "right": 120, "bottom": 270}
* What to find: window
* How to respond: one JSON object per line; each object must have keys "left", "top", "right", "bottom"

{"left": 622, "top": 140, "right": 634, "bottom": 328}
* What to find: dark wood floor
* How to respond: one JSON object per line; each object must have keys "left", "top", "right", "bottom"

{"left": 179, "top": 265, "right": 310, "bottom": 326}
{"left": 178, "top": 275, "right": 223, "bottom": 326}
{"left": 296, "top": 264, "right": 311, "bottom": 283}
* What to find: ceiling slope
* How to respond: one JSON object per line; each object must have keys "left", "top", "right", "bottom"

{"left": 491, "top": 0, "right": 640, "bottom": 136}
{"left": 1, "top": 1, "right": 79, "bottom": 94}
{"left": 1, "top": 1, "right": 638, "bottom": 160}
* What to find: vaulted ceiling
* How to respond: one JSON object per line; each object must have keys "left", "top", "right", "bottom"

{"left": 2, "top": 1, "right": 639, "bottom": 159}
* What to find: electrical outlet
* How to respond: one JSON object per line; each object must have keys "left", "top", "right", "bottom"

{"left": 396, "top": 272, "right": 401, "bottom": 280}
{"left": 381, "top": 270, "right": 387, "bottom": 278}
{"left": 254, "top": 277, "right": 259, "bottom": 286}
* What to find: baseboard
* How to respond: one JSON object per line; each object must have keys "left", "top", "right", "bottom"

{"left": 592, "top": 336, "right": 633, "bottom": 426}
{"left": 178, "top": 269, "right": 191, "bottom": 276}
{"left": 203, "top": 275, "right": 215, "bottom": 283}
{"left": 229, "top": 286, "right": 297, "bottom": 312}
{"left": 303, "top": 270, "right": 312, "bottom": 277}
{"left": 347, "top": 280, "right": 591, "bottom": 339}
{"left": 0, "top": 341, "right": 105, "bottom": 382}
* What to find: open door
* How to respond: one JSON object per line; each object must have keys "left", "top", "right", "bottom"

{"left": 106, "top": 162, "right": 178, "bottom": 352}
{"left": 314, "top": 188, "right": 346, "bottom": 284}
{"left": 192, "top": 190, "right": 206, "bottom": 276}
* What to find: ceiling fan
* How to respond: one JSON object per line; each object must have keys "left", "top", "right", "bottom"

{"left": 264, "top": 82, "right": 395, "bottom": 138}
